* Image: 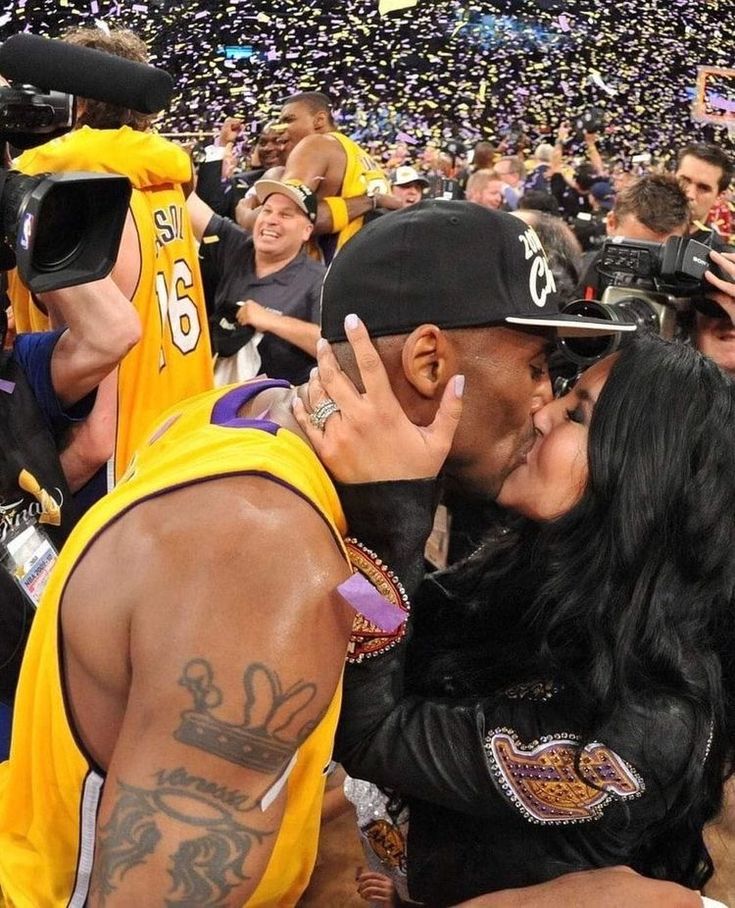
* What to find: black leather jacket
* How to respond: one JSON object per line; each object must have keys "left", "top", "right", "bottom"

{"left": 334, "top": 481, "right": 702, "bottom": 906}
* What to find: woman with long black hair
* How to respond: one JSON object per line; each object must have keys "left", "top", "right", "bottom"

{"left": 297, "top": 327, "right": 735, "bottom": 906}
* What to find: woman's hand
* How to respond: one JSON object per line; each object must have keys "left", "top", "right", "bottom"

{"left": 292, "top": 314, "right": 464, "bottom": 483}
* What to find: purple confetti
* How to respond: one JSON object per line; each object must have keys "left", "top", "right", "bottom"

{"left": 707, "top": 94, "right": 735, "bottom": 113}
{"left": 0, "top": 379, "right": 16, "bottom": 394}
{"left": 337, "top": 572, "right": 406, "bottom": 633}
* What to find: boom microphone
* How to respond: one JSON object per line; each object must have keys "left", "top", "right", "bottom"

{"left": 0, "top": 33, "right": 174, "bottom": 114}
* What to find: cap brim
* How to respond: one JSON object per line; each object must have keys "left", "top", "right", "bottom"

{"left": 505, "top": 315, "right": 638, "bottom": 337}
{"left": 395, "top": 177, "right": 430, "bottom": 187}
{"left": 254, "top": 179, "right": 310, "bottom": 217}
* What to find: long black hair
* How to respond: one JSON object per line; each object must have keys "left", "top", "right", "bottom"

{"left": 408, "top": 335, "right": 735, "bottom": 886}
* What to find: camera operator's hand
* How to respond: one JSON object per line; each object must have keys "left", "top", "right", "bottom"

{"left": 704, "top": 250, "right": 735, "bottom": 318}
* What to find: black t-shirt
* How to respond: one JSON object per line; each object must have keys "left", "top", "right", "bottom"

{"left": 204, "top": 215, "right": 325, "bottom": 384}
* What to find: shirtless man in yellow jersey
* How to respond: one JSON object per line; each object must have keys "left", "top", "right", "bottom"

{"left": 237, "top": 91, "right": 401, "bottom": 262}
{"left": 0, "top": 199, "right": 695, "bottom": 908}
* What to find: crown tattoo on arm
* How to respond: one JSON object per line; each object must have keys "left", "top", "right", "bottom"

{"left": 175, "top": 659, "right": 319, "bottom": 778}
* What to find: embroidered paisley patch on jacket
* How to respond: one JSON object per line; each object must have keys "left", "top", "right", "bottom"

{"left": 486, "top": 728, "right": 644, "bottom": 824}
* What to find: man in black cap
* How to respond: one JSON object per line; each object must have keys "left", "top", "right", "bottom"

{"left": 0, "top": 201, "right": 637, "bottom": 907}
{"left": 187, "top": 177, "right": 325, "bottom": 384}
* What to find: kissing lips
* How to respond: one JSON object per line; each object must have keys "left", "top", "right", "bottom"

{"left": 515, "top": 432, "right": 537, "bottom": 468}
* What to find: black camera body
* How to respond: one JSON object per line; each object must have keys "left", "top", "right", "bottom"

{"left": 597, "top": 235, "right": 712, "bottom": 294}
{"left": 0, "top": 85, "right": 74, "bottom": 149}
{"left": 0, "top": 83, "right": 131, "bottom": 293}
{"left": 559, "top": 235, "right": 723, "bottom": 366}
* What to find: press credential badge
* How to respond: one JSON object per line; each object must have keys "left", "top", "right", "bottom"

{"left": 1, "top": 518, "right": 58, "bottom": 607}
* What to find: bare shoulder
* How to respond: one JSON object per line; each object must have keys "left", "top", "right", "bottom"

{"left": 292, "top": 133, "right": 339, "bottom": 154}
{"left": 286, "top": 133, "right": 347, "bottom": 187}
{"left": 67, "top": 472, "right": 350, "bottom": 639}
{"left": 62, "top": 474, "right": 352, "bottom": 766}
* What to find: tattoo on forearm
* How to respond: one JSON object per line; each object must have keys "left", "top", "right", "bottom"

{"left": 90, "top": 658, "right": 324, "bottom": 903}
{"left": 91, "top": 781, "right": 161, "bottom": 901}
{"left": 91, "top": 777, "right": 269, "bottom": 906}
{"left": 175, "top": 658, "right": 320, "bottom": 783}
{"left": 167, "top": 816, "right": 261, "bottom": 907}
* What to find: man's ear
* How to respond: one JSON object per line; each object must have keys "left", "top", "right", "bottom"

{"left": 605, "top": 210, "right": 617, "bottom": 235}
{"left": 401, "top": 324, "right": 457, "bottom": 399}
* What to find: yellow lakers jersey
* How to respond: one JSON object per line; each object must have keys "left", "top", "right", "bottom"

{"left": 10, "top": 126, "right": 214, "bottom": 485}
{"left": 0, "top": 378, "right": 347, "bottom": 908}
{"left": 331, "top": 132, "right": 390, "bottom": 250}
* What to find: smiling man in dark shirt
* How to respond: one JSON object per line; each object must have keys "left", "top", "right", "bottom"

{"left": 188, "top": 179, "right": 325, "bottom": 384}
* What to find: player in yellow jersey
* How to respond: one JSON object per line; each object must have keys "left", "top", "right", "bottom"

{"left": 237, "top": 91, "right": 401, "bottom": 263}
{"left": 0, "top": 377, "right": 357, "bottom": 907}
{"left": 8, "top": 26, "right": 212, "bottom": 506}
{"left": 0, "top": 200, "right": 660, "bottom": 907}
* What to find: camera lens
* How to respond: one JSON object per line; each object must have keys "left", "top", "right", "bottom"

{"left": 31, "top": 182, "right": 87, "bottom": 271}
{"left": 558, "top": 299, "right": 639, "bottom": 366}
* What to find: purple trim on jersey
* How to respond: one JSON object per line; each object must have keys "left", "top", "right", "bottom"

{"left": 210, "top": 379, "right": 291, "bottom": 434}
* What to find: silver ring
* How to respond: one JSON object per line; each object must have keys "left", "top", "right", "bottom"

{"left": 309, "top": 398, "right": 340, "bottom": 431}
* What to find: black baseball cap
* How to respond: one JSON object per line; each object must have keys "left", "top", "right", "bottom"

{"left": 320, "top": 200, "right": 636, "bottom": 342}
{"left": 210, "top": 302, "right": 255, "bottom": 358}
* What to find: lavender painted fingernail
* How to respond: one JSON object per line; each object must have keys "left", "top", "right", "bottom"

{"left": 345, "top": 313, "right": 359, "bottom": 331}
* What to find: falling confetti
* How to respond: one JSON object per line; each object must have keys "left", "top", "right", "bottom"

{"left": 0, "top": 0, "right": 730, "bottom": 167}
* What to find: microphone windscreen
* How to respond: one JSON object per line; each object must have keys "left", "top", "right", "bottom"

{"left": 0, "top": 33, "right": 174, "bottom": 113}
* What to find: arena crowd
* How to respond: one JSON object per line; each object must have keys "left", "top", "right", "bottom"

{"left": 0, "top": 15, "right": 733, "bottom": 908}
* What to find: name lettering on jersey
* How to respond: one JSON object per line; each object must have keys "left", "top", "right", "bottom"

{"left": 154, "top": 204, "right": 185, "bottom": 253}
{"left": 519, "top": 226, "right": 557, "bottom": 309}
